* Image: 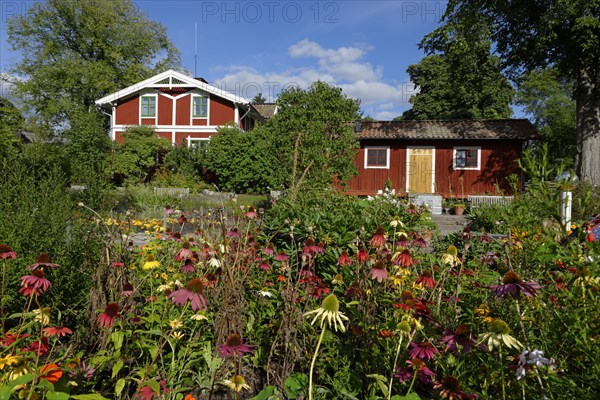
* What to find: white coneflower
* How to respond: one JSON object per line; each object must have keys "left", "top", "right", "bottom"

{"left": 479, "top": 319, "right": 522, "bottom": 351}
{"left": 304, "top": 294, "right": 348, "bottom": 332}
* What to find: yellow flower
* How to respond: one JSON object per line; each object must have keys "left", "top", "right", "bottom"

{"left": 161, "top": 272, "right": 168, "bottom": 280}
{"left": 169, "top": 319, "right": 183, "bottom": 330}
{"left": 172, "top": 331, "right": 185, "bottom": 341}
{"left": 142, "top": 254, "right": 160, "bottom": 270}
{"left": 474, "top": 304, "right": 490, "bottom": 317}
{"left": 191, "top": 312, "right": 208, "bottom": 321}
{"left": 0, "top": 354, "right": 20, "bottom": 370}
{"left": 7, "top": 364, "right": 31, "bottom": 381}
{"left": 222, "top": 375, "right": 250, "bottom": 392}
{"left": 34, "top": 307, "right": 52, "bottom": 326}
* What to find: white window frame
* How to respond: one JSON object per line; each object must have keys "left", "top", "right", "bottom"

{"left": 453, "top": 146, "right": 481, "bottom": 170}
{"left": 187, "top": 137, "right": 210, "bottom": 151}
{"left": 364, "top": 146, "right": 390, "bottom": 169}
{"left": 140, "top": 94, "right": 157, "bottom": 118}
{"left": 191, "top": 94, "right": 209, "bottom": 119}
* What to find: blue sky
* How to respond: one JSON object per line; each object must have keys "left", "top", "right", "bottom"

{"left": 0, "top": 1, "right": 460, "bottom": 119}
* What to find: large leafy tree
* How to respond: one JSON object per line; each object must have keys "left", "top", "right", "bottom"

{"left": 403, "top": 22, "right": 514, "bottom": 120}
{"left": 268, "top": 81, "right": 361, "bottom": 200}
{"left": 7, "top": 0, "right": 181, "bottom": 126}
{"left": 516, "top": 68, "right": 576, "bottom": 167}
{"left": 0, "top": 97, "right": 24, "bottom": 158}
{"left": 427, "top": 0, "right": 600, "bottom": 184}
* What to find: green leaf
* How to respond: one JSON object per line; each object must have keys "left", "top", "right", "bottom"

{"left": 143, "top": 380, "right": 161, "bottom": 395}
{"left": 71, "top": 394, "right": 111, "bottom": 400}
{"left": 284, "top": 373, "right": 308, "bottom": 399}
{"left": 391, "top": 394, "right": 421, "bottom": 400}
{"left": 110, "top": 331, "right": 125, "bottom": 351}
{"left": 115, "top": 378, "right": 126, "bottom": 397}
{"left": 249, "top": 386, "right": 280, "bottom": 400}
{"left": 45, "top": 391, "right": 70, "bottom": 400}
{"left": 112, "top": 359, "right": 124, "bottom": 378}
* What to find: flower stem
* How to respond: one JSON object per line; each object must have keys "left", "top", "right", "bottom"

{"left": 499, "top": 345, "right": 506, "bottom": 400}
{"left": 388, "top": 335, "right": 404, "bottom": 399}
{"left": 309, "top": 326, "right": 327, "bottom": 400}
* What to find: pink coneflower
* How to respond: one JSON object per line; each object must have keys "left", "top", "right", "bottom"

{"left": 480, "top": 233, "right": 492, "bottom": 243}
{"left": 369, "top": 226, "right": 387, "bottom": 247}
{"left": 111, "top": 261, "right": 124, "bottom": 268}
{"left": 97, "top": 303, "right": 120, "bottom": 328}
{"left": 395, "top": 232, "right": 411, "bottom": 248}
{"left": 406, "top": 203, "right": 419, "bottom": 214}
{"left": 462, "top": 226, "right": 472, "bottom": 240}
{"left": 177, "top": 214, "right": 188, "bottom": 224}
{"left": 275, "top": 252, "right": 289, "bottom": 262}
{"left": 169, "top": 232, "right": 183, "bottom": 242}
{"left": 263, "top": 242, "right": 275, "bottom": 256}
{"left": 302, "top": 238, "right": 325, "bottom": 256}
{"left": 217, "top": 333, "right": 255, "bottom": 358}
{"left": 337, "top": 250, "right": 352, "bottom": 267}
{"left": 434, "top": 376, "right": 479, "bottom": 400}
{"left": 409, "top": 341, "right": 438, "bottom": 360}
{"left": 345, "top": 280, "right": 363, "bottom": 299}
{"left": 169, "top": 279, "right": 208, "bottom": 311}
{"left": 259, "top": 260, "right": 271, "bottom": 271}
{"left": 181, "top": 259, "right": 195, "bottom": 273}
{"left": 28, "top": 253, "right": 59, "bottom": 270}
{"left": 175, "top": 242, "right": 194, "bottom": 261}
{"left": 356, "top": 248, "right": 369, "bottom": 264}
{"left": 416, "top": 270, "right": 436, "bottom": 289}
{"left": 395, "top": 358, "right": 436, "bottom": 384}
{"left": 227, "top": 228, "right": 240, "bottom": 238}
{"left": 20, "top": 270, "right": 52, "bottom": 294}
{"left": 412, "top": 235, "right": 428, "bottom": 248}
{"left": 245, "top": 207, "right": 257, "bottom": 219}
{"left": 42, "top": 326, "right": 73, "bottom": 337}
{"left": 370, "top": 260, "right": 388, "bottom": 283}
{"left": 121, "top": 282, "right": 134, "bottom": 297}
{"left": 164, "top": 205, "right": 174, "bottom": 215}
{"left": 439, "top": 324, "right": 476, "bottom": 354}
{"left": 204, "top": 273, "right": 218, "bottom": 288}
{"left": 0, "top": 244, "right": 17, "bottom": 259}
{"left": 489, "top": 271, "right": 541, "bottom": 298}
{"left": 395, "top": 249, "right": 415, "bottom": 267}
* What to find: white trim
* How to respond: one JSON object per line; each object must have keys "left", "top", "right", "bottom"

{"left": 111, "top": 105, "right": 116, "bottom": 141}
{"left": 112, "top": 124, "right": 221, "bottom": 133}
{"left": 364, "top": 146, "right": 390, "bottom": 169}
{"left": 191, "top": 93, "right": 209, "bottom": 120}
{"left": 452, "top": 146, "right": 481, "bottom": 170}
{"left": 186, "top": 136, "right": 211, "bottom": 148}
{"left": 139, "top": 93, "right": 158, "bottom": 123}
{"left": 234, "top": 105, "right": 239, "bottom": 125}
{"left": 406, "top": 146, "right": 436, "bottom": 194}
{"left": 171, "top": 131, "right": 176, "bottom": 145}
{"left": 95, "top": 69, "right": 249, "bottom": 106}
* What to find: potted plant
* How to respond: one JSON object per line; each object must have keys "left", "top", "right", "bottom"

{"left": 453, "top": 203, "right": 466, "bottom": 215}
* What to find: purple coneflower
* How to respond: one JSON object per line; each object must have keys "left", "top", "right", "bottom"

{"left": 20, "top": 269, "right": 52, "bottom": 294}
{"left": 245, "top": 207, "right": 257, "bottom": 219}
{"left": 337, "top": 250, "right": 352, "bottom": 267}
{"left": 302, "top": 238, "right": 325, "bottom": 256}
{"left": 409, "top": 341, "right": 438, "bottom": 360}
{"left": 439, "top": 324, "right": 476, "bottom": 354}
{"left": 180, "top": 258, "right": 195, "bottom": 273}
{"left": 174, "top": 242, "right": 194, "bottom": 261}
{"left": 434, "top": 376, "right": 479, "bottom": 399}
{"left": 97, "top": 303, "right": 119, "bottom": 328}
{"left": 406, "top": 203, "right": 418, "bottom": 214}
{"left": 263, "top": 242, "right": 275, "bottom": 256}
{"left": 275, "top": 252, "right": 289, "bottom": 262}
{"left": 412, "top": 235, "right": 428, "bottom": 248}
{"left": 395, "top": 232, "right": 411, "bottom": 248}
{"left": 369, "top": 260, "right": 388, "bottom": 283}
{"left": 217, "top": 333, "right": 255, "bottom": 358}
{"left": 259, "top": 260, "right": 271, "bottom": 271}
{"left": 121, "top": 282, "right": 134, "bottom": 297}
{"left": 416, "top": 270, "right": 436, "bottom": 289}
{"left": 369, "top": 226, "right": 387, "bottom": 248}
{"left": 490, "top": 271, "right": 541, "bottom": 298}
{"left": 0, "top": 244, "right": 17, "bottom": 259}
{"left": 395, "top": 358, "right": 436, "bottom": 384}
{"left": 169, "top": 232, "right": 183, "bottom": 241}
{"left": 169, "top": 278, "right": 208, "bottom": 311}
{"left": 28, "top": 253, "right": 59, "bottom": 271}
{"left": 227, "top": 228, "right": 240, "bottom": 237}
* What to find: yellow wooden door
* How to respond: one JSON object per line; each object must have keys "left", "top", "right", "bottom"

{"left": 407, "top": 147, "right": 434, "bottom": 193}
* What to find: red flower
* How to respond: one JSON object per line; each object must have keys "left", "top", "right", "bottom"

{"left": 22, "top": 336, "right": 50, "bottom": 356}
{"left": 39, "top": 363, "right": 63, "bottom": 384}
{"left": 406, "top": 203, "right": 419, "bottom": 214}
{"left": 302, "top": 238, "right": 325, "bottom": 256}
{"left": 28, "top": 252, "right": 59, "bottom": 270}
{"left": 19, "top": 269, "right": 52, "bottom": 295}
{"left": 174, "top": 242, "right": 194, "bottom": 261}
{"left": 434, "top": 375, "right": 479, "bottom": 399}
{"left": 369, "top": 226, "right": 387, "bottom": 247}
{"left": 97, "top": 303, "right": 120, "bottom": 328}
{"left": 337, "top": 250, "right": 352, "bottom": 267}
{"left": 169, "top": 279, "right": 208, "bottom": 311}
{"left": 310, "top": 283, "right": 330, "bottom": 299}
{"left": 275, "top": 252, "right": 289, "bottom": 262}
{"left": 217, "top": 333, "right": 255, "bottom": 358}
{"left": 369, "top": 260, "right": 388, "bottom": 283}
{"left": 111, "top": 261, "right": 124, "bottom": 268}
{"left": 0, "top": 244, "right": 17, "bottom": 259}
{"left": 356, "top": 248, "right": 369, "bottom": 264}
{"left": 395, "top": 249, "right": 415, "bottom": 267}
{"left": 416, "top": 270, "right": 436, "bottom": 289}
{"left": 43, "top": 326, "right": 73, "bottom": 337}
{"left": 259, "top": 260, "right": 271, "bottom": 271}
{"left": 121, "top": 282, "right": 135, "bottom": 297}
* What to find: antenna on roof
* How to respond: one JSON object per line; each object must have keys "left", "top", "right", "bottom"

{"left": 194, "top": 23, "right": 198, "bottom": 77}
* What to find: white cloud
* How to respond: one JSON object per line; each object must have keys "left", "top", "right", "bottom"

{"left": 212, "top": 39, "right": 414, "bottom": 119}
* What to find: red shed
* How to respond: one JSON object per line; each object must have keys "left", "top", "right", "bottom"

{"left": 347, "top": 120, "right": 539, "bottom": 197}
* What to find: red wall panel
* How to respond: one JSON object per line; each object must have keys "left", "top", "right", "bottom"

{"left": 176, "top": 96, "right": 191, "bottom": 126}
{"left": 210, "top": 96, "right": 235, "bottom": 125}
{"left": 158, "top": 95, "right": 172, "bottom": 125}
{"left": 115, "top": 97, "right": 139, "bottom": 125}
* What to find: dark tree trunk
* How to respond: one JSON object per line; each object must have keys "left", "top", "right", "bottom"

{"left": 575, "top": 65, "right": 600, "bottom": 186}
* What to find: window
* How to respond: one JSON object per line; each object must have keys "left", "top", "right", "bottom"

{"left": 364, "top": 147, "right": 390, "bottom": 169}
{"left": 193, "top": 96, "right": 208, "bottom": 118}
{"left": 188, "top": 138, "right": 210, "bottom": 153}
{"left": 141, "top": 96, "right": 156, "bottom": 117}
{"left": 453, "top": 147, "right": 481, "bottom": 170}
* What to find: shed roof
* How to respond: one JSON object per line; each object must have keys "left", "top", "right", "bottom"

{"left": 355, "top": 119, "right": 539, "bottom": 140}
{"left": 251, "top": 103, "right": 278, "bottom": 120}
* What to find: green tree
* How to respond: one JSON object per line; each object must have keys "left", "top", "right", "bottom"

{"left": 0, "top": 97, "right": 24, "bottom": 158}
{"left": 267, "top": 81, "right": 361, "bottom": 201}
{"left": 516, "top": 68, "right": 576, "bottom": 167}
{"left": 7, "top": 0, "right": 181, "bottom": 126}
{"left": 204, "top": 124, "right": 276, "bottom": 194}
{"left": 404, "top": 23, "right": 514, "bottom": 120}
{"left": 428, "top": 0, "right": 600, "bottom": 184}
{"left": 252, "top": 92, "right": 267, "bottom": 104}
{"left": 113, "top": 126, "right": 171, "bottom": 183}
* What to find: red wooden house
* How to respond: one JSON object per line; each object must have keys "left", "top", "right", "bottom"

{"left": 95, "top": 69, "right": 261, "bottom": 148}
{"left": 347, "top": 120, "right": 539, "bottom": 197}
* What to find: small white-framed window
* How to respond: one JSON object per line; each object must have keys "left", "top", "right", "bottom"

{"left": 140, "top": 95, "right": 156, "bottom": 117}
{"left": 192, "top": 95, "right": 208, "bottom": 118}
{"left": 453, "top": 146, "right": 481, "bottom": 170}
{"left": 364, "top": 146, "right": 390, "bottom": 169}
{"left": 187, "top": 137, "right": 210, "bottom": 153}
